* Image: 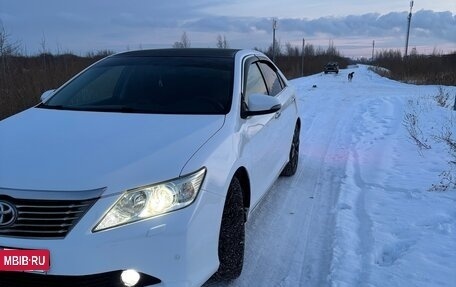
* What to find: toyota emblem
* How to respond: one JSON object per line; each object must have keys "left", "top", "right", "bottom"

{"left": 0, "top": 201, "right": 17, "bottom": 227}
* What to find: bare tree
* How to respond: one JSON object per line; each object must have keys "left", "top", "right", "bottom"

{"left": 284, "top": 42, "right": 299, "bottom": 56}
{"left": 304, "top": 43, "right": 315, "bottom": 56}
{"left": 173, "top": 32, "right": 191, "bottom": 48}
{"left": 326, "top": 40, "right": 340, "bottom": 57}
{"left": 0, "top": 22, "right": 20, "bottom": 78}
{"left": 40, "top": 33, "right": 48, "bottom": 71}
{"left": 181, "top": 32, "right": 191, "bottom": 48}
{"left": 0, "top": 22, "right": 19, "bottom": 57}
{"left": 0, "top": 23, "right": 8, "bottom": 57}
{"left": 216, "top": 34, "right": 229, "bottom": 49}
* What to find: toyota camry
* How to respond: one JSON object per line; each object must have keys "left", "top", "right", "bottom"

{"left": 0, "top": 48, "right": 300, "bottom": 287}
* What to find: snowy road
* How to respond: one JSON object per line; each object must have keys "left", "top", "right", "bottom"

{"left": 207, "top": 67, "right": 368, "bottom": 287}
{"left": 206, "top": 66, "right": 456, "bottom": 287}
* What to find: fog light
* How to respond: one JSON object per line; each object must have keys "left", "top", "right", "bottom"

{"left": 121, "top": 269, "right": 140, "bottom": 287}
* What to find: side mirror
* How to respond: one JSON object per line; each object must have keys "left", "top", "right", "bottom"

{"left": 242, "top": 93, "right": 281, "bottom": 118}
{"left": 40, "top": 90, "right": 55, "bottom": 102}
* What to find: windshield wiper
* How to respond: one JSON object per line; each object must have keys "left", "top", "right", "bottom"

{"left": 36, "top": 103, "right": 66, "bottom": 110}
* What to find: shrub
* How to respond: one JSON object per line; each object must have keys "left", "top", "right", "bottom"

{"left": 372, "top": 49, "right": 456, "bottom": 86}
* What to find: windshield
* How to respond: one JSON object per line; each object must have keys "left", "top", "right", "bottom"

{"left": 40, "top": 56, "right": 234, "bottom": 114}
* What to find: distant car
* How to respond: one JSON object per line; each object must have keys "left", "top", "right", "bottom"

{"left": 324, "top": 62, "right": 339, "bottom": 74}
{"left": 0, "top": 49, "right": 300, "bottom": 287}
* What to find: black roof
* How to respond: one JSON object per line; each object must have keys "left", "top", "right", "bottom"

{"left": 114, "top": 48, "right": 240, "bottom": 58}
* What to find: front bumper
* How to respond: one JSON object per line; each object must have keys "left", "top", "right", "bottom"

{"left": 0, "top": 270, "right": 160, "bottom": 287}
{"left": 0, "top": 189, "right": 225, "bottom": 287}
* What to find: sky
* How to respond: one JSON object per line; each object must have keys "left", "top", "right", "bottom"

{"left": 0, "top": 0, "right": 454, "bottom": 58}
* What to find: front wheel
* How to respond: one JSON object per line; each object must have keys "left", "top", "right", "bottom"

{"left": 281, "top": 124, "right": 300, "bottom": 176}
{"left": 212, "top": 177, "right": 245, "bottom": 280}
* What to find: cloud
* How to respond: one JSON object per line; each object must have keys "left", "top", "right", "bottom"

{"left": 182, "top": 10, "right": 455, "bottom": 42}
{"left": 411, "top": 10, "right": 455, "bottom": 41}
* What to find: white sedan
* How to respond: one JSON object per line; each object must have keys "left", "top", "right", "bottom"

{"left": 0, "top": 48, "right": 300, "bottom": 287}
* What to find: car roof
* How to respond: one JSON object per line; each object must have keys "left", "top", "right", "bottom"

{"left": 114, "top": 48, "right": 241, "bottom": 58}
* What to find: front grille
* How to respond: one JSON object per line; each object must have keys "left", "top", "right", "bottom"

{"left": 0, "top": 196, "right": 97, "bottom": 239}
{"left": 0, "top": 271, "right": 161, "bottom": 287}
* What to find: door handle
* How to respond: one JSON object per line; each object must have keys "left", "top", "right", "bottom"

{"left": 275, "top": 111, "right": 281, "bottom": 119}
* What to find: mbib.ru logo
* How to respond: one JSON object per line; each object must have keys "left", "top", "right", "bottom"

{"left": 0, "top": 249, "right": 50, "bottom": 271}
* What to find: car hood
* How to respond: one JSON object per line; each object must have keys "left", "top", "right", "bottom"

{"left": 0, "top": 108, "right": 224, "bottom": 195}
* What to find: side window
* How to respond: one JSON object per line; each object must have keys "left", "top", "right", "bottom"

{"left": 258, "top": 62, "right": 283, "bottom": 96}
{"left": 277, "top": 72, "right": 286, "bottom": 89}
{"left": 245, "top": 63, "right": 268, "bottom": 103}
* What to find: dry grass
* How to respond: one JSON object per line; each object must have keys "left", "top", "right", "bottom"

{"left": 0, "top": 54, "right": 103, "bottom": 120}
{"left": 371, "top": 50, "right": 456, "bottom": 86}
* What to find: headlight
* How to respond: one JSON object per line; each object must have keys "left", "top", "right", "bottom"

{"left": 93, "top": 168, "right": 206, "bottom": 232}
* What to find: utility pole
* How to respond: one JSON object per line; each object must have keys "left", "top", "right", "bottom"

{"left": 372, "top": 40, "right": 375, "bottom": 62}
{"left": 301, "top": 38, "right": 305, "bottom": 76}
{"left": 405, "top": 1, "right": 414, "bottom": 57}
{"left": 272, "top": 18, "right": 278, "bottom": 62}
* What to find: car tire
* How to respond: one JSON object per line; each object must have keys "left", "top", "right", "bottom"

{"left": 213, "top": 176, "right": 245, "bottom": 281}
{"left": 281, "top": 124, "right": 300, "bottom": 177}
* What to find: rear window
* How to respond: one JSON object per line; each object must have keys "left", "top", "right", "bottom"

{"left": 42, "top": 56, "right": 234, "bottom": 115}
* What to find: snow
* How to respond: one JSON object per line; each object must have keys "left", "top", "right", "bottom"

{"left": 206, "top": 65, "right": 456, "bottom": 287}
